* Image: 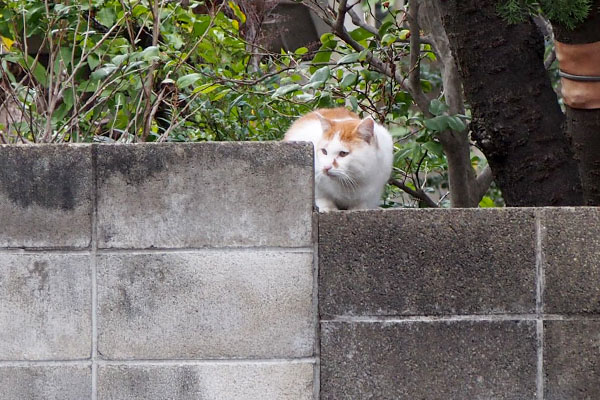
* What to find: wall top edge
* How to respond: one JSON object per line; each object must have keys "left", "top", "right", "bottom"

{"left": 0, "top": 141, "right": 312, "bottom": 149}
{"left": 319, "top": 206, "right": 600, "bottom": 214}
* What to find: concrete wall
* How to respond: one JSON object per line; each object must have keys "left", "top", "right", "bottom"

{"left": 319, "top": 208, "right": 600, "bottom": 400}
{"left": 1, "top": 143, "right": 599, "bottom": 399}
{"left": 0, "top": 143, "right": 317, "bottom": 399}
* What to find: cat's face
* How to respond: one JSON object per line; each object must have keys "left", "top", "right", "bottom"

{"left": 315, "top": 116, "right": 375, "bottom": 185}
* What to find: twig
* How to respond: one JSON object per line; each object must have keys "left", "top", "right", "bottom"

{"left": 389, "top": 177, "right": 438, "bottom": 208}
{"left": 414, "top": 149, "right": 428, "bottom": 189}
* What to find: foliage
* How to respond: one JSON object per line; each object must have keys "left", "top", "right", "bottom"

{"left": 499, "top": 0, "right": 591, "bottom": 29}
{"left": 0, "top": 0, "right": 308, "bottom": 143}
{"left": 0, "top": 0, "right": 499, "bottom": 207}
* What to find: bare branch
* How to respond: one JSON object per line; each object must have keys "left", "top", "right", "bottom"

{"left": 475, "top": 165, "right": 494, "bottom": 201}
{"left": 348, "top": 8, "right": 379, "bottom": 37}
{"left": 406, "top": 0, "right": 426, "bottom": 107}
{"left": 544, "top": 49, "right": 556, "bottom": 70}
{"left": 141, "top": 0, "right": 163, "bottom": 141}
{"left": 389, "top": 177, "right": 439, "bottom": 208}
{"left": 334, "top": 0, "right": 349, "bottom": 33}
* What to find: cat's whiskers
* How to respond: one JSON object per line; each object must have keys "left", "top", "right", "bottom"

{"left": 331, "top": 169, "right": 358, "bottom": 192}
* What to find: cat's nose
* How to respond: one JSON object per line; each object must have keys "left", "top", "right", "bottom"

{"left": 323, "top": 165, "right": 332, "bottom": 173}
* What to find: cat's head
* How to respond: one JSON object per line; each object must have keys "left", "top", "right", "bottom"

{"left": 314, "top": 113, "right": 376, "bottom": 184}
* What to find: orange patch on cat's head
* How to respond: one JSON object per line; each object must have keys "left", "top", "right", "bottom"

{"left": 316, "top": 113, "right": 375, "bottom": 147}
{"left": 322, "top": 120, "right": 365, "bottom": 144}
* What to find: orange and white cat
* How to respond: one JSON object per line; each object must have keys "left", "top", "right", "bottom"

{"left": 284, "top": 108, "right": 393, "bottom": 211}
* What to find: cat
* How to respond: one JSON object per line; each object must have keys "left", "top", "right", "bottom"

{"left": 284, "top": 107, "right": 393, "bottom": 211}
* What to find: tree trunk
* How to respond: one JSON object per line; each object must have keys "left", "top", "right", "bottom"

{"left": 553, "top": 1, "right": 600, "bottom": 205}
{"left": 437, "top": 0, "right": 584, "bottom": 206}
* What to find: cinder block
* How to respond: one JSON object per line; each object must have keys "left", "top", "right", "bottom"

{"left": 319, "top": 209, "right": 536, "bottom": 317}
{"left": 0, "top": 254, "right": 91, "bottom": 360}
{"left": 0, "top": 365, "right": 91, "bottom": 400}
{"left": 321, "top": 320, "right": 537, "bottom": 400}
{"left": 95, "top": 142, "right": 313, "bottom": 249}
{"left": 97, "top": 251, "right": 314, "bottom": 359}
{"left": 542, "top": 208, "right": 600, "bottom": 314}
{"left": 544, "top": 320, "right": 600, "bottom": 400}
{"left": 0, "top": 145, "right": 92, "bottom": 248}
{"left": 98, "top": 362, "right": 314, "bottom": 400}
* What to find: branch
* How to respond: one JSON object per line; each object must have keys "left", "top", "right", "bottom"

{"left": 420, "top": 0, "right": 464, "bottom": 115}
{"left": 348, "top": 8, "right": 379, "bottom": 37}
{"left": 406, "top": 0, "right": 425, "bottom": 107}
{"left": 544, "top": 49, "right": 556, "bottom": 70}
{"left": 334, "top": 0, "right": 349, "bottom": 33}
{"left": 306, "top": 0, "right": 431, "bottom": 113}
{"left": 474, "top": 165, "right": 494, "bottom": 201}
{"left": 389, "top": 178, "right": 439, "bottom": 208}
{"left": 141, "top": 0, "right": 162, "bottom": 141}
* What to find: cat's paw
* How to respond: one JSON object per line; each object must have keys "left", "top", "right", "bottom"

{"left": 316, "top": 198, "right": 338, "bottom": 212}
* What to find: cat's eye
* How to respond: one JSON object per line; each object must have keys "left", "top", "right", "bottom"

{"left": 321, "top": 148, "right": 327, "bottom": 155}
{"left": 338, "top": 151, "right": 349, "bottom": 157}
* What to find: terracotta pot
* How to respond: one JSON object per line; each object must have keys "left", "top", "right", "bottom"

{"left": 555, "top": 40, "right": 600, "bottom": 109}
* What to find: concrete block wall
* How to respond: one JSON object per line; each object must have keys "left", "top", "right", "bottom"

{"left": 2, "top": 143, "right": 599, "bottom": 399}
{"left": 319, "top": 208, "right": 600, "bottom": 400}
{"left": 0, "top": 143, "right": 317, "bottom": 399}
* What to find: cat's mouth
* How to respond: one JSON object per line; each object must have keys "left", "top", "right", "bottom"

{"left": 323, "top": 169, "right": 338, "bottom": 178}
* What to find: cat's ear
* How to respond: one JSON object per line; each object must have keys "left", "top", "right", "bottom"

{"left": 315, "top": 112, "right": 332, "bottom": 132}
{"left": 356, "top": 117, "right": 374, "bottom": 144}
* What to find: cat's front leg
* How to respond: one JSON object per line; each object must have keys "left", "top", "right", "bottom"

{"left": 316, "top": 197, "right": 338, "bottom": 212}
{"left": 348, "top": 201, "right": 377, "bottom": 210}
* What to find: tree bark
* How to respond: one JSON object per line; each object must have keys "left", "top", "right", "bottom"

{"left": 437, "top": 0, "right": 584, "bottom": 206}
{"left": 553, "top": 1, "right": 600, "bottom": 205}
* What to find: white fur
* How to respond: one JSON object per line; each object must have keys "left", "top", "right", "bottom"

{"left": 285, "top": 116, "right": 393, "bottom": 211}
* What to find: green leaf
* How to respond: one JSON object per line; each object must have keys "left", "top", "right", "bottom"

{"left": 227, "top": 94, "right": 245, "bottom": 114}
{"left": 24, "top": 55, "right": 49, "bottom": 87}
{"left": 193, "top": 19, "right": 211, "bottom": 36}
{"left": 317, "top": 91, "right": 333, "bottom": 108}
{"left": 228, "top": 1, "right": 247, "bottom": 24}
{"left": 479, "top": 196, "right": 496, "bottom": 208}
{"left": 358, "top": 49, "right": 369, "bottom": 61}
{"left": 428, "top": 99, "right": 448, "bottom": 116}
{"left": 309, "top": 66, "right": 331, "bottom": 86}
{"left": 295, "top": 47, "right": 308, "bottom": 55}
{"left": 381, "top": 33, "right": 396, "bottom": 46}
{"left": 111, "top": 54, "right": 128, "bottom": 66}
{"left": 176, "top": 73, "right": 202, "bottom": 88}
{"left": 340, "top": 72, "right": 358, "bottom": 89}
{"left": 91, "top": 64, "right": 117, "bottom": 80}
{"left": 424, "top": 115, "right": 450, "bottom": 132}
{"left": 448, "top": 116, "right": 467, "bottom": 132}
{"left": 88, "top": 53, "right": 101, "bottom": 70}
{"left": 63, "top": 88, "right": 75, "bottom": 109}
{"left": 164, "top": 33, "right": 184, "bottom": 50}
{"left": 337, "top": 53, "right": 360, "bottom": 64}
{"left": 272, "top": 83, "right": 301, "bottom": 98}
{"left": 140, "top": 46, "right": 160, "bottom": 61}
{"left": 378, "top": 21, "right": 394, "bottom": 37}
{"left": 348, "top": 95, "right": 358, "bottom": 112}
{"left": 212, "top": 88, "right": 231, "bottom": 101}
{"left": 96, "top": 7, "right": 116, "bottom": 28}
{"left": 194, "top": 83, "right": 221, "bottom": 94}
{"left": 422, "top": 141, "right": 444, "bottom": 157}
{"left": 389, "top": 126, "right": 410, "bottom": 138}
{"left": 320, "top": 32, "right": 336, "bottom": 44}
{"left": 349, "top": 27, "right": 374, "bottom": 41}
{"left": 312, "top": 49, "right": 332, "bottom": 67}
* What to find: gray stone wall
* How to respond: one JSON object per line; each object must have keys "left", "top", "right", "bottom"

{"left": 319, "top": 208, "right": 600, "bottom": 400}
{"left": 2, "top": 143, "right": 599, "bottom": 399}
{"left": 0, "top": 143, "right": 317, "bottom": 399}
